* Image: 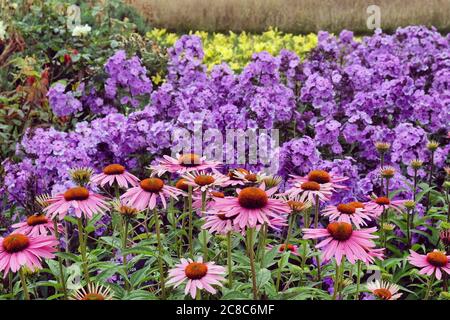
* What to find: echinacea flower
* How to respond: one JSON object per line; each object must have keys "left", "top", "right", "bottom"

{"left": 150, "top": 153, "right": 220, "bottom": 175}
{"left": 211, "top": 184, "right": 290, "bottom": 229}
{"left": 223, "top": 168, "right": 252, "bottom": 186}
{"left": 202, "top": 211, "right": 237, "bottom": 235}
{"left": 44, "top": 187, "right": 109, "bottom": 220}
{"left": 267, "top": 243, "right": 300, "bottom": 256}
{"left": 121, "top": 177, "right": 183, "bottom": 210}
{"left": 284, "top": 180, "right": 333, "bottom": 204}
{"left": 182, "top": 170, "right": 229, "bottom": 192}
{"left": 166, "top": 257, "right": 226, "bottom": 299}
{"left": 408, "top": 249, "right": 450, "bottom": 280}
{"left": 303, "top": 222, "right": 379, "bottom": 265}
{"left": 322, "top": 203, "right": 373, "bottom": 228}
{"left": 193, "top": 190, "right": 225, "bottom": 216}
{"left": 367, "top": 280, "right": 402, "bottom": 300}
{"left": 70, "top": 283, "right": 114, "bottom": 300}
{"left": 11, "top": 214, "right": 62, "bottom": 237}
{"left": 91, "top": 164, "right": 139, "bottom": 188}
{"left": 0, "top": 233, "right": 58, "bottom": 275}
{"left": 289, "top": 169, "right": 348, "bottom": 191}
{"left": 364, "top": 195, "right": 407, "bottom": 217}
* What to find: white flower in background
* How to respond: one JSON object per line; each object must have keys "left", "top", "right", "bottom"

{"left": 72, "top": 24, "right": 91, "bottom": 37}
{"left": 0, "top": 21, "right": 7, "bottom": 41}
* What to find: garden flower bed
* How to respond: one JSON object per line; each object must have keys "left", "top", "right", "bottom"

{"left": 0, "top": 1, "right": 449, "bottom": 302}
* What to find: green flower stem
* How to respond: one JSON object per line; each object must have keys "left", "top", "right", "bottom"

{"left": 153, "top": 208, "right": 166, "bottom": 299}
{"left": 122, "top": 217, "right": 130, "bottom": 291}
{"left": 256, "top": 223, "right": 267, "bottom": 263}
{"left": 355, "top": 260, "right": 361, "bottom": 300}
{"left": 425, "top": 151, "right": 435, "bottom": 213}
{"left": 201, "top": 191, "right": 208, "bottom": 261}
{"left": 227, "top": 231, "right": 233, "bottom": 288}
{"left": 53, "top": 219, "right": 68, "bottom": 300}
{"left": 314, "top": 195, "right": 322, "bottom": 282}
{"left": 77, "top": 218, "right": 90, "bottom": 285}
{"left": 188, "top": 186, "right": 194, "bottom": 259}
{"left": 19, "top": 268, "right": 30, "bottom": 300}
{"left": 247, "top": 228, "right": 258, "bottom": 300}
{"left": 424, "top": 274, "right": 435, "bottom": 300}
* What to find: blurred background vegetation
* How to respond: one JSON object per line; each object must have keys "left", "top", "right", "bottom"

{"left": 126, "top": 0, "right": 450, "bottom": 34}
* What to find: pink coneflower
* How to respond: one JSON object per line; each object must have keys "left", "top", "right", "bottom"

{"left": 284, "top": 181, "right": 333, "bottom": 204}
{"left": 121, "top": 177, "right": 183, "bottom": 210}
{"left": 290, "top": 170, "right": 348, "bottom": 190}
{"left": 222, "top": 168, "right": 251, "bottom": 186}
{"left": 322, "top": 203, "right": 373, "bottom": 228}
{"left": 150, "top": 153, "right": 220, "bottom": 175}
{"left": 44, "top": 187, "right": 109, "bottom": 220}
{"left": 11, "top": 214, "right": 62, "bottom": 237}
{"left": 303, "top": 222, "right": 378, "bottom": 265}
{"left": 367, "top": 280, "right": 402, "bottom": 300}
{"left": 71, "top": 283, "right": 114, "bottom": 300}
{"left": 166, "top": 257, "right": 226, "bottom": 299}
{"left": 408, "top": 249, "right": 450, "bottom": 280}
{"left": 193, "top": 190, "right": 225, "bottom": 216}
{"left": 212, "top": 184, "right": 290, "bottom": 229}
{"left": 91, "top": 164, "right": 139, "bottom": 188}
{"left": 182, "top": 170, "right": 229, "bottom": 192}
{"left": 202, "top": 211, "right": 237, "bottom": 235}
{"left": 267, "top": 243, "right": 300, "bottom": 256}
{"left": 0, "top": 233, "right": 58, "bottom": 275}
{"left": 364, "top": 195, "right": 407, "bottom": 217}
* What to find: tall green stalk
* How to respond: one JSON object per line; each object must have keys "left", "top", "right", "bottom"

{"left": 247, "top": 228, "right": 258, "bottom": 300}
{"left": 227, "top": 231, "right": 233, "bottom": 288}
{"left": 314, "top": 195, "right": 321, "bottom": 282}
{"left": 153, "top": 208, "right": 166, "bottom": 299}
{"left": 201, "top": 191, "right": 208, "bottom": 261}
{"left": 188, "top": 186, "right": 194, "bottom": 259}
{"left": 52, "top": 219, "right": 68, "bottom": 299}
{"left": 19, "top": 268, "right": 30, "bottom": 300}
{"left": 77, "top": 218, "right": 90, "bottom": 285}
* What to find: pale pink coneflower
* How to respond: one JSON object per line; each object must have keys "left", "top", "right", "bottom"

{"left": 182, "top": 170, "right": 229, "bottom": 192}
{"left": 166, "top": 257, "right": 226, "bottom": 299}
{"left": 284, "top": 180, "right": 333, "bottom": 205}
{"left": 193, "top": 190, "right": 225, "bottom": 217}
{"left": 364, "top": 195, "right": 407, "bottom": 218}
{"left": 289, "top": 169, "right": 348, "bottom": 191}
{"left": 149, "top": 153, "right": 220, "bottom": 175}
{"left": 212, "top": 184, "right": 290, "bottom": 229}
{"left": 322, "top": 203, "right": 373, "bottom": 228}
{"left": 11, "top": 214, "right": 62, "bottom": 237}
{"left": 44, "top": 187, "right": 109, "bottom": 220}
{"left": 408, "top": 249, "right": 450, "bottom": 280}
{"left": 121, "top": 177, "right": 184, "bottom": 210}
{"left": 222, "top": 168, "right": 252, "bottom": 187}
{"left": 71, "top": 283, "right": 114, "bottom": 300}
{"left": 0, "top": 233, "right": 58, "bottom": 275}
{"left": 91, "top": 164, "right": 139, "bottom": 188}
{"left": 303, "top": 222, "right": 379, "bottom": 265}
{"left": 202, "top": 211, "right": 237, "bottom": 235}
{"left": 367, "top": 280, "right": 402, "bottom": 300}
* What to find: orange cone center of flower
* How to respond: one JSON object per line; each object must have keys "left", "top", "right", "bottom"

{"left": 245, "top": 174, "right": 257, "bottom": 182}
{"left": 179, "top": 153, "right": 201, "bottom": 167}
{"left": 194, "top": 175, "right": 215, "bottom": 186}
{"left": 64, "top": 187, "right": 90, "bottom": 201}
{"left": 140, "top": 178, "right": 164, "bottom": 192}
{"left": 27, "top": 214, "right": 48, "bottom": 226}
{"left": 211, "top": 191, "right": 225, "bottom": 198}
{"left": 103, "top": 164, "right": 125, "bottom": 175}
{"left": 175, "top": 178, "right": 189, "bottom": 191}
{"left": 280, "top": 244, "right": 295, "bottom": 252}
{"left": 301, "top": 181, "right": 321, "bottom": 191}
{"left": 426, "top": 251, "right": 448, "bottom": 267}
{"left": 308, "top": 170, "right": 331, "bottom": 184}
{"left": 228, "top": 168, "right": 249, "bottom": 180}
{"left": 337, "top": 204, "right": 356, "bottom": 215}
{"left": 3, "top": 234, "right": 30, "bottom": 253}
{"left": 288, "top": 200, "right": 305, "bottom": 211}
{"left": 238, "top": 187, "right": 268, "bottom": 209}
{"left": 119, "top": 206, "right": 138, "bottom": 218}
{"left": 82, "top": 293, "right": 105, "bottom": 300}
{"left": 373, "top": 288, "right": 392, "bottom": 300}
{"left": 375, "top": 197, "right": 390, "bottom": 205}
{"left": 349, "top": 201, "right": 365, "bottom": 209}
{"left": 185, "top": 262, "right": 208, "bottom": 280}
{"left": 327, "top": 222, "right": 353, "bottom": 241}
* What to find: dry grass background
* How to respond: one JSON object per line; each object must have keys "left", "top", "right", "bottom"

{"left": 124, "top": 0, "right": 450, "bottom": 34}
